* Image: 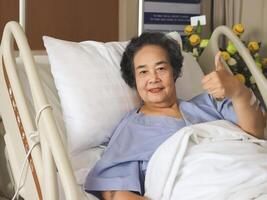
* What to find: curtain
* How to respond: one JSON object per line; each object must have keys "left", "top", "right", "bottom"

{"left": 240, "top": 0, "right": 267, "bottom": 55}
{"left": 200, "top": 0, "right": 212, "bottom": 37}
{"left": 213, "top": 0, "right": 242, "bottom": 28}
{"left": 211, "top": 0, "right": 267, "bottom": 56}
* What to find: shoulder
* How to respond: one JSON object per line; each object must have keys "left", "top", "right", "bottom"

{"left": 181, "top": 92, "right": 237, "bottom": 124}
{"left": 115, "top": 108, "right": 139, "bottom": 127}
{"left": 108, "top": 108, "right": 139, "bottom": 143}
{"left": 119, "top": 108, "right": 140, "bottom": 127}
{"left": 187, "top": 92, "right": 234, "bottom": 112}
{"left": 186, "top": 92, "right": 215, "bottom": 106}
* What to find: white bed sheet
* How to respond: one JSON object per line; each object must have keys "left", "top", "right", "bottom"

{"left": 145, "top": 120, "right": 267, "bottom": 200}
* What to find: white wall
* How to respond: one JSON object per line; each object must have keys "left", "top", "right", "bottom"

{"left": 118, "top": 0, "right": 139, "bottom": 41}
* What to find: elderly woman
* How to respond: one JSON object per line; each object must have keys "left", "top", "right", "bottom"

{"left": 84, "top": 32, "right": 265, "bottom": 200}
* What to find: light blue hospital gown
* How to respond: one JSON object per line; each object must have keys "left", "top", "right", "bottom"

{"left": 84, "top": 93, "right": 237, "bottom": 198}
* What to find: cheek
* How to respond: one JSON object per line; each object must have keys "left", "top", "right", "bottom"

{"left": 162, "top": 73, "right": 175, "bottom": 86}
{"left": 136, "top": 84, "right": 146, "bottom": 100}
{"left": 136, "top": 76, "right": 146, "bottom": 87}
{"left": 135, "top": 77, "right": 145, "bottom": 93}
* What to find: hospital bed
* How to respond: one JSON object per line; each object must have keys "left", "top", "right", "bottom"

{"left": 0, "top": 21, "right": 266, "bottom": 200}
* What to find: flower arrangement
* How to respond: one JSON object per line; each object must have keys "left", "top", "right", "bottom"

{"left": 182, "top": 23, "right": 267, "bottom": 103}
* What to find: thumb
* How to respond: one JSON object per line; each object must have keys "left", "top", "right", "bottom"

{"left": 215, "top": 52, "right": 224, "bottom": 71}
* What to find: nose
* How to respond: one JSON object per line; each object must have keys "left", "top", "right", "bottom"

{"left": 148, "top": 71, "right": 160, "bottom": 84}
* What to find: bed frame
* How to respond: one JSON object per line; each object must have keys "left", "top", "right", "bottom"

{"left": 0, "top": 21, "right": 266, "bottom": 200}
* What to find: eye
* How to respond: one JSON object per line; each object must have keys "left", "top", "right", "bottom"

{"left": 156, "top": 66, "right": 166, "bottom": 71}
{"left": 139, "top": 70, "right": 148, "bottom": 74}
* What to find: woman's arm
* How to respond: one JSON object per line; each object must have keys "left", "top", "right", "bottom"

{"left": 202, "top": 52, "right": 266, "bottom": 138}
{"left": 229, "top": 81, "right": 265, "bottom": 138}
{"left": 102, "top": 191, "right": 149, "bottom": 200}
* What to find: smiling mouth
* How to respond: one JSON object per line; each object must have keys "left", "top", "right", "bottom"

{"left": 149, "top": 88, "right": 163, "bottom": 93}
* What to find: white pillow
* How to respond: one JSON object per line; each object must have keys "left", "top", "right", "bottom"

{"left": 176, "top": 52, "right": 204, "bottom": 100}
{"left": 16, "top": 55, "right": 67, "bottom": 146}
{"left": 43, "top": 34, "right": 204, "bottom": 156}
{"left": 43, "top": 37, "right": 141, "bottom": 155}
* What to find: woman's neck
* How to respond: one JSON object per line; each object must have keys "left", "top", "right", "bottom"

{"left": 140, "top": 101, "right": 182, "bottom": 119}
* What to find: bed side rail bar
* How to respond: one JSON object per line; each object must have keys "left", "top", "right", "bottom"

{"left": 1, "top": 21, "right": 79, "bottom": 199}
{"left": 198, "top": 25, "right": 267, "bottom": 108}
{"left": 0, "top": 24, "right": 44, "bottom": 199}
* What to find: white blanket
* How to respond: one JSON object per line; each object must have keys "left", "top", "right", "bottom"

{"left": 145, "top": 120, "right": 267, "bottom": 200}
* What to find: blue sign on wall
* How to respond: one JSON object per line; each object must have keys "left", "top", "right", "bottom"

{"left": 143, "top": 0, "right": 201, "bottom": 34}
{"left": 144, "top": 12, "right": 197, "bottom": 25}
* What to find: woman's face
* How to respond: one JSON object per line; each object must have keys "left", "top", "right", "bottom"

{"left": 133, "top": 44, "right": 177, "bottom": 108}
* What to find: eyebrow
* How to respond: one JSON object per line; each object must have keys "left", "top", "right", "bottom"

{"left": 136, "top": 60, "right": 168, "bottom": 70}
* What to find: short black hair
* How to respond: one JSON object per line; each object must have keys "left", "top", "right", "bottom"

{"left": 120, "top": 32, "right": 183, "bottom": 88}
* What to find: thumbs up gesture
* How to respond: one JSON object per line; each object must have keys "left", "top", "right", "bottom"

{"left": 202, "top": 52, "right": 245, "bottom": 99}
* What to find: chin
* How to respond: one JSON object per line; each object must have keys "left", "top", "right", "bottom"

{"left": 148, "top": 98, "right": 167, "bottom": 104}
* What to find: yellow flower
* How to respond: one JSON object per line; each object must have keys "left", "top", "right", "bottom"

{"left": 232, "top": 24, "right": 244, "bottom": 36}
{"left": 247, "top": 41, "right": 260, "bottom": 54}
{"left": 184, "top": 25, "right": 194, "bottom": 35}
{"left": 189, "top": 34, "right": 200, "bottom": 46}
{"left": 235, "top": 73, "right": 246, "bottom": 84}
{"left": 221, "top": 51, "right": 231, "bottom": 61}
{"left": 226, "top": 41, "right": 237, "bottom": 55}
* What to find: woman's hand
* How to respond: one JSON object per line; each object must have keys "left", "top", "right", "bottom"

{"left": 201, "top": 52, "right": 246, "bottom": 100}
{"left": 202, "top": 52, "right": 266, "bottom": 138}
